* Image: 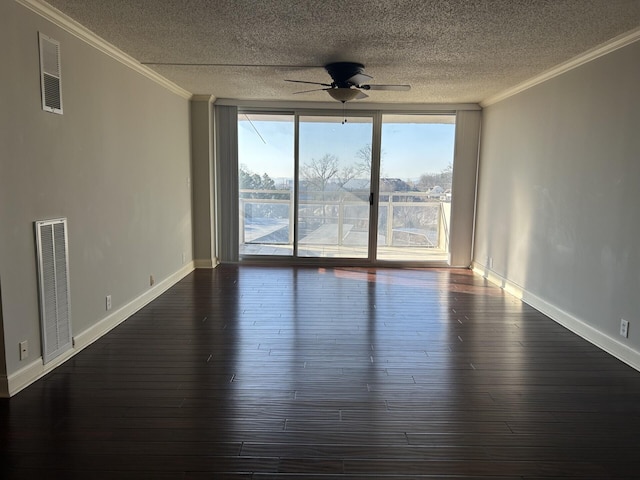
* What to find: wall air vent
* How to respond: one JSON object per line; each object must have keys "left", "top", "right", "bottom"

{"left": 38, "top": 32, "right": 63, "bottom": 114}
{"left": 35, "top": 218, "right": 72, "bottom": 364}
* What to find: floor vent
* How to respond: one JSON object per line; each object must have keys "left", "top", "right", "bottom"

{"left": 35, "top": 218, "right": 72, "bottom": 364}
{"left": 38, "top": 32, "right": 63, "bottom": 114}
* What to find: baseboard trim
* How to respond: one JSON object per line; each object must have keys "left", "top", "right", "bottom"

{"left": 472, "top": 263, "right": 640, "bottom": 372}
{"left": 4, "top": 262, "right": 195, "bottom": 397}
{"left": 71, "top": 262, "right": 195, "bottom": 351}
{"left": 5, "top": 346, "right": 77, "bottom": 398}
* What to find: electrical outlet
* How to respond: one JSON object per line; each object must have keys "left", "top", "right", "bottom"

{"left": 182, "top": 252, "right": 186, "bottom": 264}
{"left": 620, "top": 319, "right": 629, "bottom": 338}
{"left": 19, "top": 341, "right": 28, "bottom": 360}
{"left": 106, "top": 295, "right": 112, "bottom": 311}
{"left": 150, "top": 275, "right": 155, "bottom": 286}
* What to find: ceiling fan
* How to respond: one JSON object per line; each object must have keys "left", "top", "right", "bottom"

{"left": 286, "top": 62, "right": 410, "bottom": 102}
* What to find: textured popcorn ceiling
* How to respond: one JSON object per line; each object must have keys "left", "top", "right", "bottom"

{"left": 46, "top": 0, "right": 640, "bottom": 103}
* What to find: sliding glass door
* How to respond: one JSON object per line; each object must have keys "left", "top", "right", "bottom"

{"left": 236, "top": 110, "right": 458, "bottom": 264}
{"left": 377, "top": 114, "right": 456, "bottom": 261}
{"left": 298, "top": 115, "right": 373, "bottom": 258}
{"left": 238, "top": 113, "right": 295, "bottom": 256}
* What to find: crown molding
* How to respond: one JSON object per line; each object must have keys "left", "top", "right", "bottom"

{"left": 215, "top": 98, "right": 481, "bottom": 112}
{"left": 481, "top": 27, "right": 640, "bottom": 107}
{"left": 16, "top": 0, "right": 192, "bottom": 100}
{"left": 191, "top": 95, "right": 216, "bottom": 103}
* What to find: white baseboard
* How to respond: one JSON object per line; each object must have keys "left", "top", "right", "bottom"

{"left": 5, "top": 346, "right": 78, "bottom": 398}
{"left": 3, "top": 262, "right": 195, "bottom": 397}
{"left": 71, "top": 261, "right": 195, "bottom": 351}
{"left": 472, "top": 263, "right": 640, "bottom": 372}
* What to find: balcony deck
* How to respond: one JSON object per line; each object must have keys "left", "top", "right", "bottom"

{"left": 241, "top": 224, "right": 449, "bottom": 262}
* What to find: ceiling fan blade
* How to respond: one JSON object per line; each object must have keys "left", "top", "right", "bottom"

{"left": 354, "top": 90, "right": 369, "bottom": 100}
{"left": 362, "top": 84, "right": 411, "bottom": 91}
{"left": 285, "top": 79, "right": 332, "bottom": 87}
{"left": 293, "top": 88, "right": 330, "bottom": 94}
{"left": 347, "top": 72, "right": 373, "bottom": 85}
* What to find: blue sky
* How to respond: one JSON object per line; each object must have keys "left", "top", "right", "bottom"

{"left": 238, "top": 115, "right": 456, "bottom": 181}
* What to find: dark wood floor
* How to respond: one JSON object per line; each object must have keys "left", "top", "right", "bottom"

{"left": 2, "top": 265, "right": 640, "bottom": 479}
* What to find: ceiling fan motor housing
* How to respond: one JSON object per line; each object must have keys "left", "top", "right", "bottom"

{"left": 325, "top": 62, "right": 366, "bottom": 87}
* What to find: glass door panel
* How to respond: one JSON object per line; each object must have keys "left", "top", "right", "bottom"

{"left": 238, "top": 113, "right": 294, "bottom": 256}
{"left": 298, "top": 115, "right": 373, "bottom": 258}
{"left": 377, "top": 114, "right": 456, "bottom": 262}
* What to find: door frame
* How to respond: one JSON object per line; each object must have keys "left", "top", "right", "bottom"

{"left": 216, "top": 102, "right": 481, "bottom": 268}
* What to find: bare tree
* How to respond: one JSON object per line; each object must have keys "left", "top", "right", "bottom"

{"left": 355, "top": 144, "right": 372, "bottom": 172}
{"left": 335, "top": 165, "right": 361, "bottom": 189}
{"left": 356, "top": 143, "right": 386, "bottom": 178}
{"left": 300, "top": 154, "right": 339, "bottom": 192}
{"left": 417, "top": 163, "right": 453, "bottom": 192}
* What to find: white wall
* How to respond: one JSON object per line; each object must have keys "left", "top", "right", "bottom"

{"left": 475, "top": 40, "right": 640, "bottom": 365}
{"left": 0, "top": 2, "right": 193, "bottom": 386}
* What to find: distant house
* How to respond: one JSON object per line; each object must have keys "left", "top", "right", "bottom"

{"left": 380, "top": 178, "right": 413, "bottom": 192}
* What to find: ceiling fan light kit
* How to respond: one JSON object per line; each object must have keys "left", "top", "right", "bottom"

{"left": 327, "top": 88, "right": 362, "bottom": 102}
{"left": 286, "top": 61, "right": 411, "bottom": 102}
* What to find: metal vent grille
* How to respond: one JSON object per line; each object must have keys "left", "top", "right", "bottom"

{"left": 38, "top": 32, "right": 63, "bottom": 114}
{"left": 35, "top": 218, "right": 72, "bottom": 363}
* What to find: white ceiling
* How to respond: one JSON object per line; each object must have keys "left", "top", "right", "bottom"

{"left": 45, "top": 0, "right": 640, "bottom": 104}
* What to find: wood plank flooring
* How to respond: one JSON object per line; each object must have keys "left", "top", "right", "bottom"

{"left": 2, "top": 265, "right": 640, "bottom": 478}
